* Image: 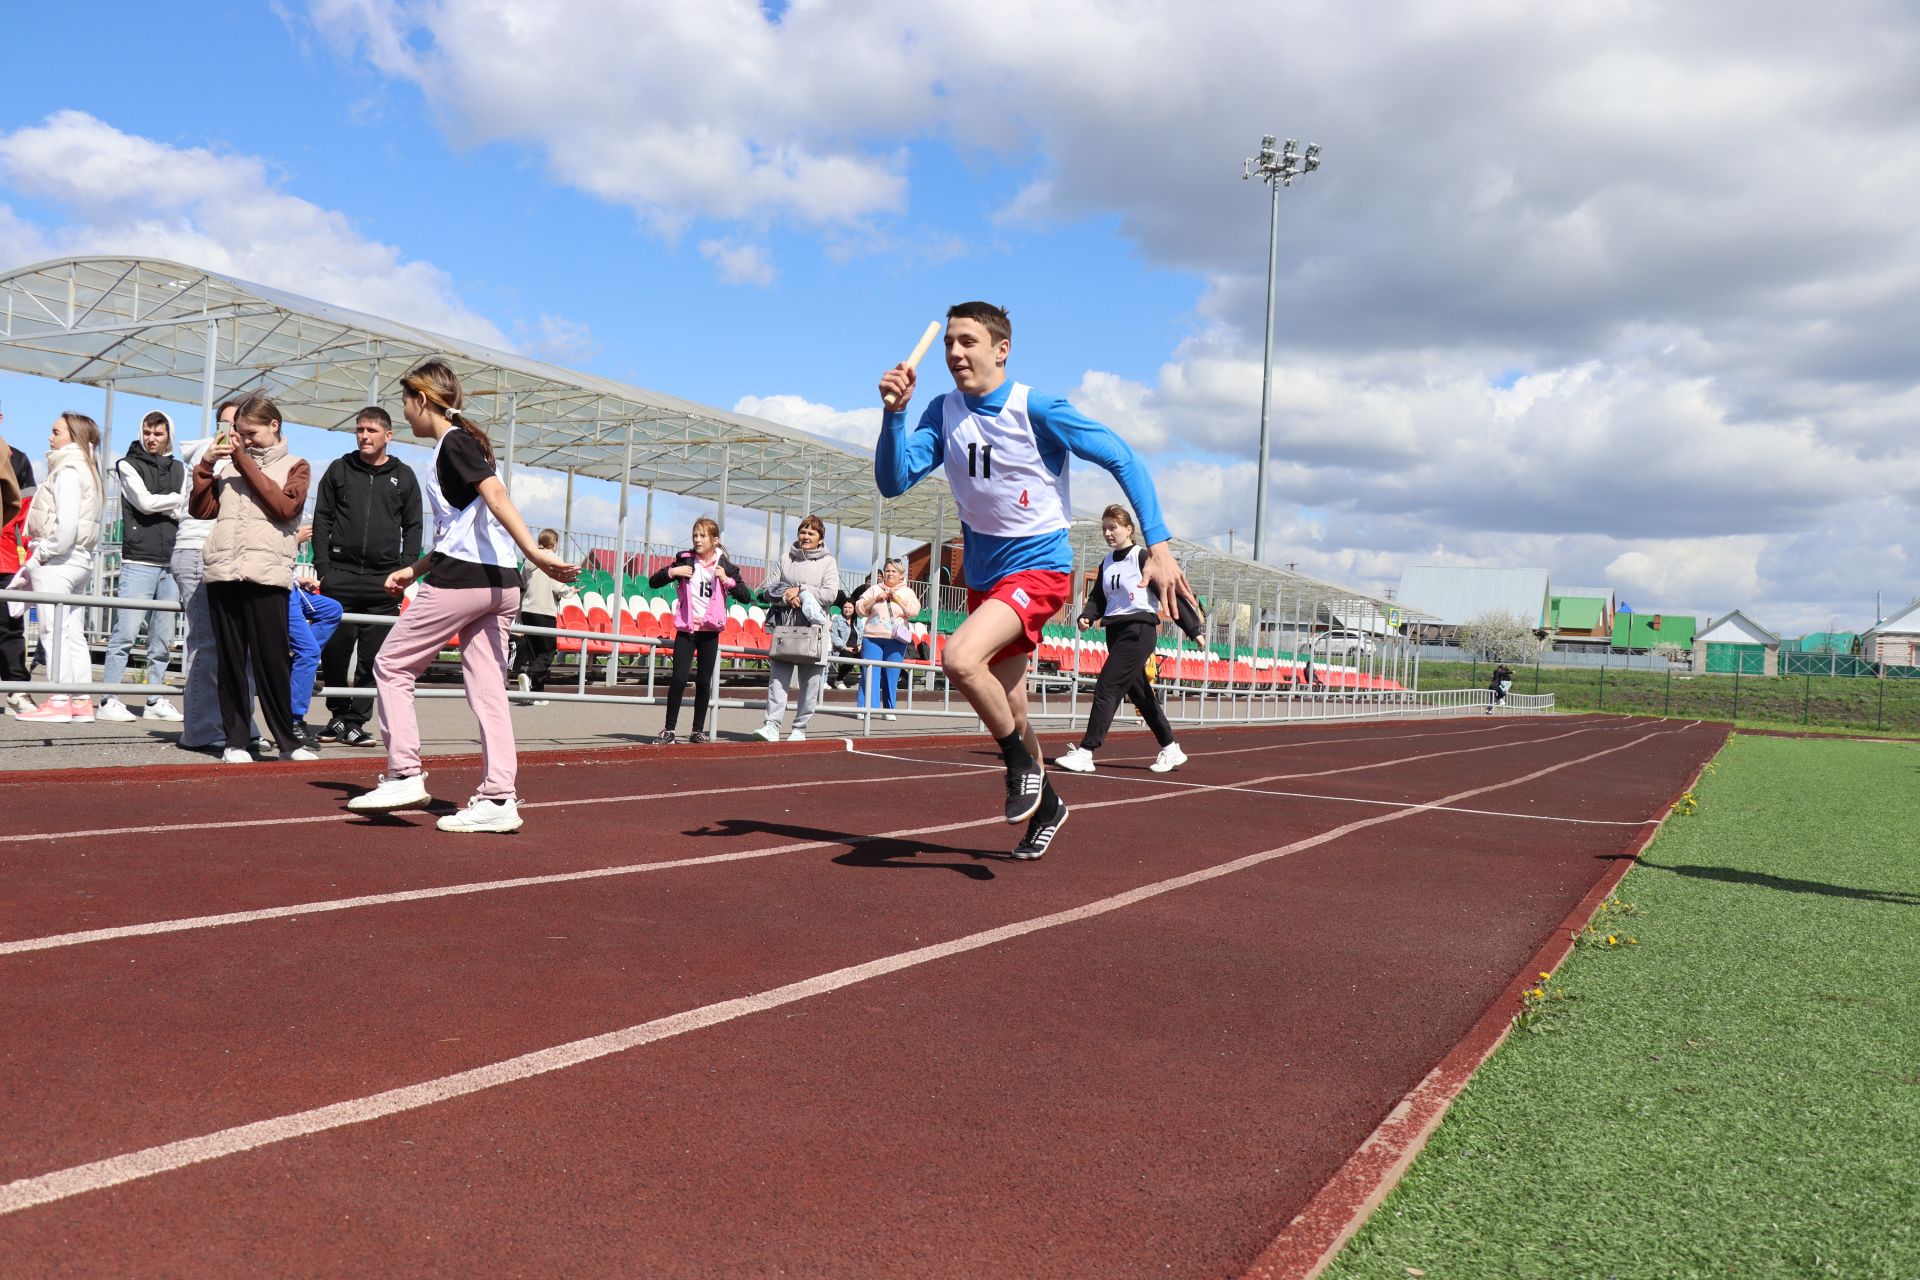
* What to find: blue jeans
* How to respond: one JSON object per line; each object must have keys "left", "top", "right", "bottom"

{"left": 101, "top": 559, "right": 179, "bottom": 696}
{"left": 289, "top": 588, "right": 344, "bottom": 718}
{"left": 858, "top": 635, "right": 908, "bottom": 709}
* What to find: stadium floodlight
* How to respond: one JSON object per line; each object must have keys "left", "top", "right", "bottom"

{"left": 1242, "top": 133, "right": 1322, "bottom": 563}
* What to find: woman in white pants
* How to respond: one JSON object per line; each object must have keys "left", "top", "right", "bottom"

{"left": 9, "top": 412, "right": 103, "bottom": 724}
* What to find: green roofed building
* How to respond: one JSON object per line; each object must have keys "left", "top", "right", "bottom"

{"left": 1610, "top": 611, "right": 1696, "bottom": 650}
{"left": 1549, "top": 594, "right": 1606, "bottom": 637}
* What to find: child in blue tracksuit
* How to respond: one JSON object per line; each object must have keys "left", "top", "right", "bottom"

{"left": 289, "top": 528, "right": 343, "bottom": 746}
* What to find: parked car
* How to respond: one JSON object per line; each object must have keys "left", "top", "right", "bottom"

{"left": 1307, "top": 629, "right": 1376, "bottom": 658}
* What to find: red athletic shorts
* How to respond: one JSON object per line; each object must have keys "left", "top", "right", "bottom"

{"left": 966, "top": 570, "right": 1074, "bottom": 665}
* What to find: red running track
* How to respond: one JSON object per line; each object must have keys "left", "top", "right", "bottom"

{"left": 0, "top": 713, "right": 1725, "bottom": 1278}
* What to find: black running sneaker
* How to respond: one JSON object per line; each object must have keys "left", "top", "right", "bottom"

{"left": 339, "top": 725, "right": 377, "bottom": 748}
{"left": 654, "top": 729, "right": 677, "bottom": 745}
{"left": 317, "top": 718, "right": 346, "bottom": 743}
{"left": 1012, "top": 800, "right": 1068, "bottom": 860}
{"left": 1004, "top": 760, "right": 1046, "bottom": 823}
{"left": 688, "top": 730, "right": 710, "bottom": 744}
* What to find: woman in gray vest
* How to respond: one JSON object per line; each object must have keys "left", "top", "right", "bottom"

{"left": 754, "top": 514, "right": 840, "bottom": 742}
{"left": 99, "top": 410, "right": 187, "bottom": 723}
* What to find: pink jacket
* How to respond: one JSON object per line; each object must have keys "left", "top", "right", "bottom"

{"left": 651, "top": 548, "right": 749, "bottom": 633}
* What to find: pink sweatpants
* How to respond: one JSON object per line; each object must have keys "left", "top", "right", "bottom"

{"left": 374, "top": 583, "right": 521, "bottom": 799}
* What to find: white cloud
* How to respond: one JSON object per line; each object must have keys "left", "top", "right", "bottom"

{"left": 517, "top": 314, "right": 602, "bottom": 365}
{"left": 294, "top": 1, "right": 1920, "bottom": 633}
{"left": 308, "top": 0, "right": 912, "bottom": 233}
{"left": 733, "top": 393, "right": 879, "bottom": 450}
{"left": 0, "top": 110, "right": 509, "bottom": 348}
{"left": 698, "top": 238, "right": 777, "bottom": 287}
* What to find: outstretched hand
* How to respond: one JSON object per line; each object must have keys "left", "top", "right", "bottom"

{"left": 1143, "top": 541, "right": 1198, "bottom": 620}
{"left": 532, "top": 548, "right": 580, "bottom": 584}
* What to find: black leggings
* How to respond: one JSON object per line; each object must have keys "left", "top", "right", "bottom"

{"left": 665, "top": 629, "right": 721, "bottom": 732}
{"left": 513, "top": 611, "right": 557, "bottom": 691}
{"left": 1080, "top": 616, "right": 1174, "bottom": 751}
{"left": 206, "top": 580, "right": 300, "bottom": 753}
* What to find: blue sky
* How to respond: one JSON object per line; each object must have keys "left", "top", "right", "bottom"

{"left": 3, "top": 2, "right": 1918, "bottom": 632}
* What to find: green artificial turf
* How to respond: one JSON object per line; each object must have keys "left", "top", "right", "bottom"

{"left": 1419, "top": 659, "right": 1920, "bottom": 738}
{"left": 1321, "top": 733, "right": 1920, "bottom": 1280}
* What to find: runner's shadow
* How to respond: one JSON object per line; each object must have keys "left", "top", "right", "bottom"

{"left": 683, "top": 817, "right": 999, "bottom": 879}
{"left": 1634, "top": 858, "right": 1920, "bottom": 906}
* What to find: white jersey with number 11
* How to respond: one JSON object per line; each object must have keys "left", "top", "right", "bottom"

{"left": 938, "top": 382, "right": 1070, "bottom": 540}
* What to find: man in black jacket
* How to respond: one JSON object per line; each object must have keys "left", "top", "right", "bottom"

{"left": 312, "top": 407, "right": 421, "bottom": 746}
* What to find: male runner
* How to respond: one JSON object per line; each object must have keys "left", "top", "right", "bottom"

{"left": 876, "top": 301, "right": 1194, "bottom": 859}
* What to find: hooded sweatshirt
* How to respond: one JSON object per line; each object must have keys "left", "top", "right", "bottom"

{"left": 175, "top": 432, "right": 220, "bottom": 555}
{"left": 115, "top": 412, "right": 187, "bottom": 566}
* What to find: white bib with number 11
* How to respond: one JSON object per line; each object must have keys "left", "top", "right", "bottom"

{"left": 938, "top": 382, "right": 1071, "bottom": 539}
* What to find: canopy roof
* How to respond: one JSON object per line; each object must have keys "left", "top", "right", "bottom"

{"left": 0, "top": 255, "right": 1416, "bottom": 626}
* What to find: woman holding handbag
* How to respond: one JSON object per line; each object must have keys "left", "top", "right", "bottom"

{"left": 855, "top": 558, "right": 920, "bottom": 719}
{"left": 754, "top": 514, "right": 840, "bottom": 742}
{"left": 648, "top": 516, "right": 752, "bottom": 744}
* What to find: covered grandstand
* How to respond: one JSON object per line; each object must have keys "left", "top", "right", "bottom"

{"left": 0, "top": 255, "right": 1423, "bottom": 693}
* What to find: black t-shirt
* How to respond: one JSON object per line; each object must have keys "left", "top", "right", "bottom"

{"left": 425, "top": 428, "right": 515, "bottom": 590}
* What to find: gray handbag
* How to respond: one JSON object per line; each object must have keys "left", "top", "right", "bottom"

{"left": 769, "top": 622, "right": 830, "bottom": 664}
{"left": 765, "top": 601, "right": 830, "bottom": 664}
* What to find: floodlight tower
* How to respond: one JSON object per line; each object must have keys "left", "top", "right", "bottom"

{"left": 1242, "top": 134, "right": 1321, "bottom": 563}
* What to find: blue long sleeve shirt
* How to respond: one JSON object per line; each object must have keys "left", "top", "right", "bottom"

{"left": 874, "top": 380, "right": 1171, "bottom": 590}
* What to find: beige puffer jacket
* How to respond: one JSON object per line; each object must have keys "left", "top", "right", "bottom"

{"left": 194, "top": 440, "right": 310, "bottom": 587}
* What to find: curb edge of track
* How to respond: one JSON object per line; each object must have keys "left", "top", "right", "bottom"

{"left": 1235, "top": 720, "right": 1731, "bottom": 1280}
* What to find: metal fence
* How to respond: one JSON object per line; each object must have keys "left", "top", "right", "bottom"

{"left": 2, "top": 584, "right": 1551, "bottom": 735}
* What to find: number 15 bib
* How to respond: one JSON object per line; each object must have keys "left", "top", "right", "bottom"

{"left": 939, "top": 382, "right": 1071, "bottom": 539}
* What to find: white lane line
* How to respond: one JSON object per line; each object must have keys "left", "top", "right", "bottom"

{"left": 849, "top": 718, "right": 1613, "bottom": 787}
{"left": 0, "top": 764, "right": 956, "bottom": 847}
{"left": 848, "top": 728, "right": 1665, "bottom": 826}
{"left": 0, "top": 725, "right": 1681, "bottom": 1218}
{"left": 0, "top": 721, "right": 1635, "bottom": 957}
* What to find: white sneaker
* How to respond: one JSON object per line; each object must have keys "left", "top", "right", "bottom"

{"left": 516, "top": 673, "right": 532, "bottom": 694}
{"left": 347, "top": 772, "right": 431, "bottom": 812}
{"left": 222, "top": 748, "right": 254, "bottom": 765}
{"left": 437, "top": 795, "right": 523, "bottom": 834}
{"left": 1151, "top": 743, "right": 1187, "bottom": 773}
{"left": 5, "top": 692, "right": 35, "bottom": 716}
{"left": 1055, "top": 746, "right": 1096, "bottom": 773}
{"left": 883, "top": 713, "right": 897, "bottom": 721}
{"left": 787, "top": 728, "right": 807, "bottom": 742}
{"left": 96, "top": 698, "right": 137, "bottom": 723}
{"left": 753, "top": 722, "right": 781, "bottom": 742}
{"left": 530, "top": 699, "right": 549, "bottom": 707}
{"left": 143, "top": 699, "right": 183, "bottom": 721}
{"left": 286, "top": 747, "right": 320, "bottom": 762}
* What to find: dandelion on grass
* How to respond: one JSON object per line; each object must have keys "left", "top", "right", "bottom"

{"left": 1514, "top": 975, "right": 1576, "bottom": 1035}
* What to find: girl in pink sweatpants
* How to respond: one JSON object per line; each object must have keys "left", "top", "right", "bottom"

{"left": 346, "top": 359, "right": 579, "bottom": 834}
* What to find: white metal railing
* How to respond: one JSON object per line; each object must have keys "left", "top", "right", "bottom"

{"left": 2, "top": 585, "right": 1552, "bottom": 735}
